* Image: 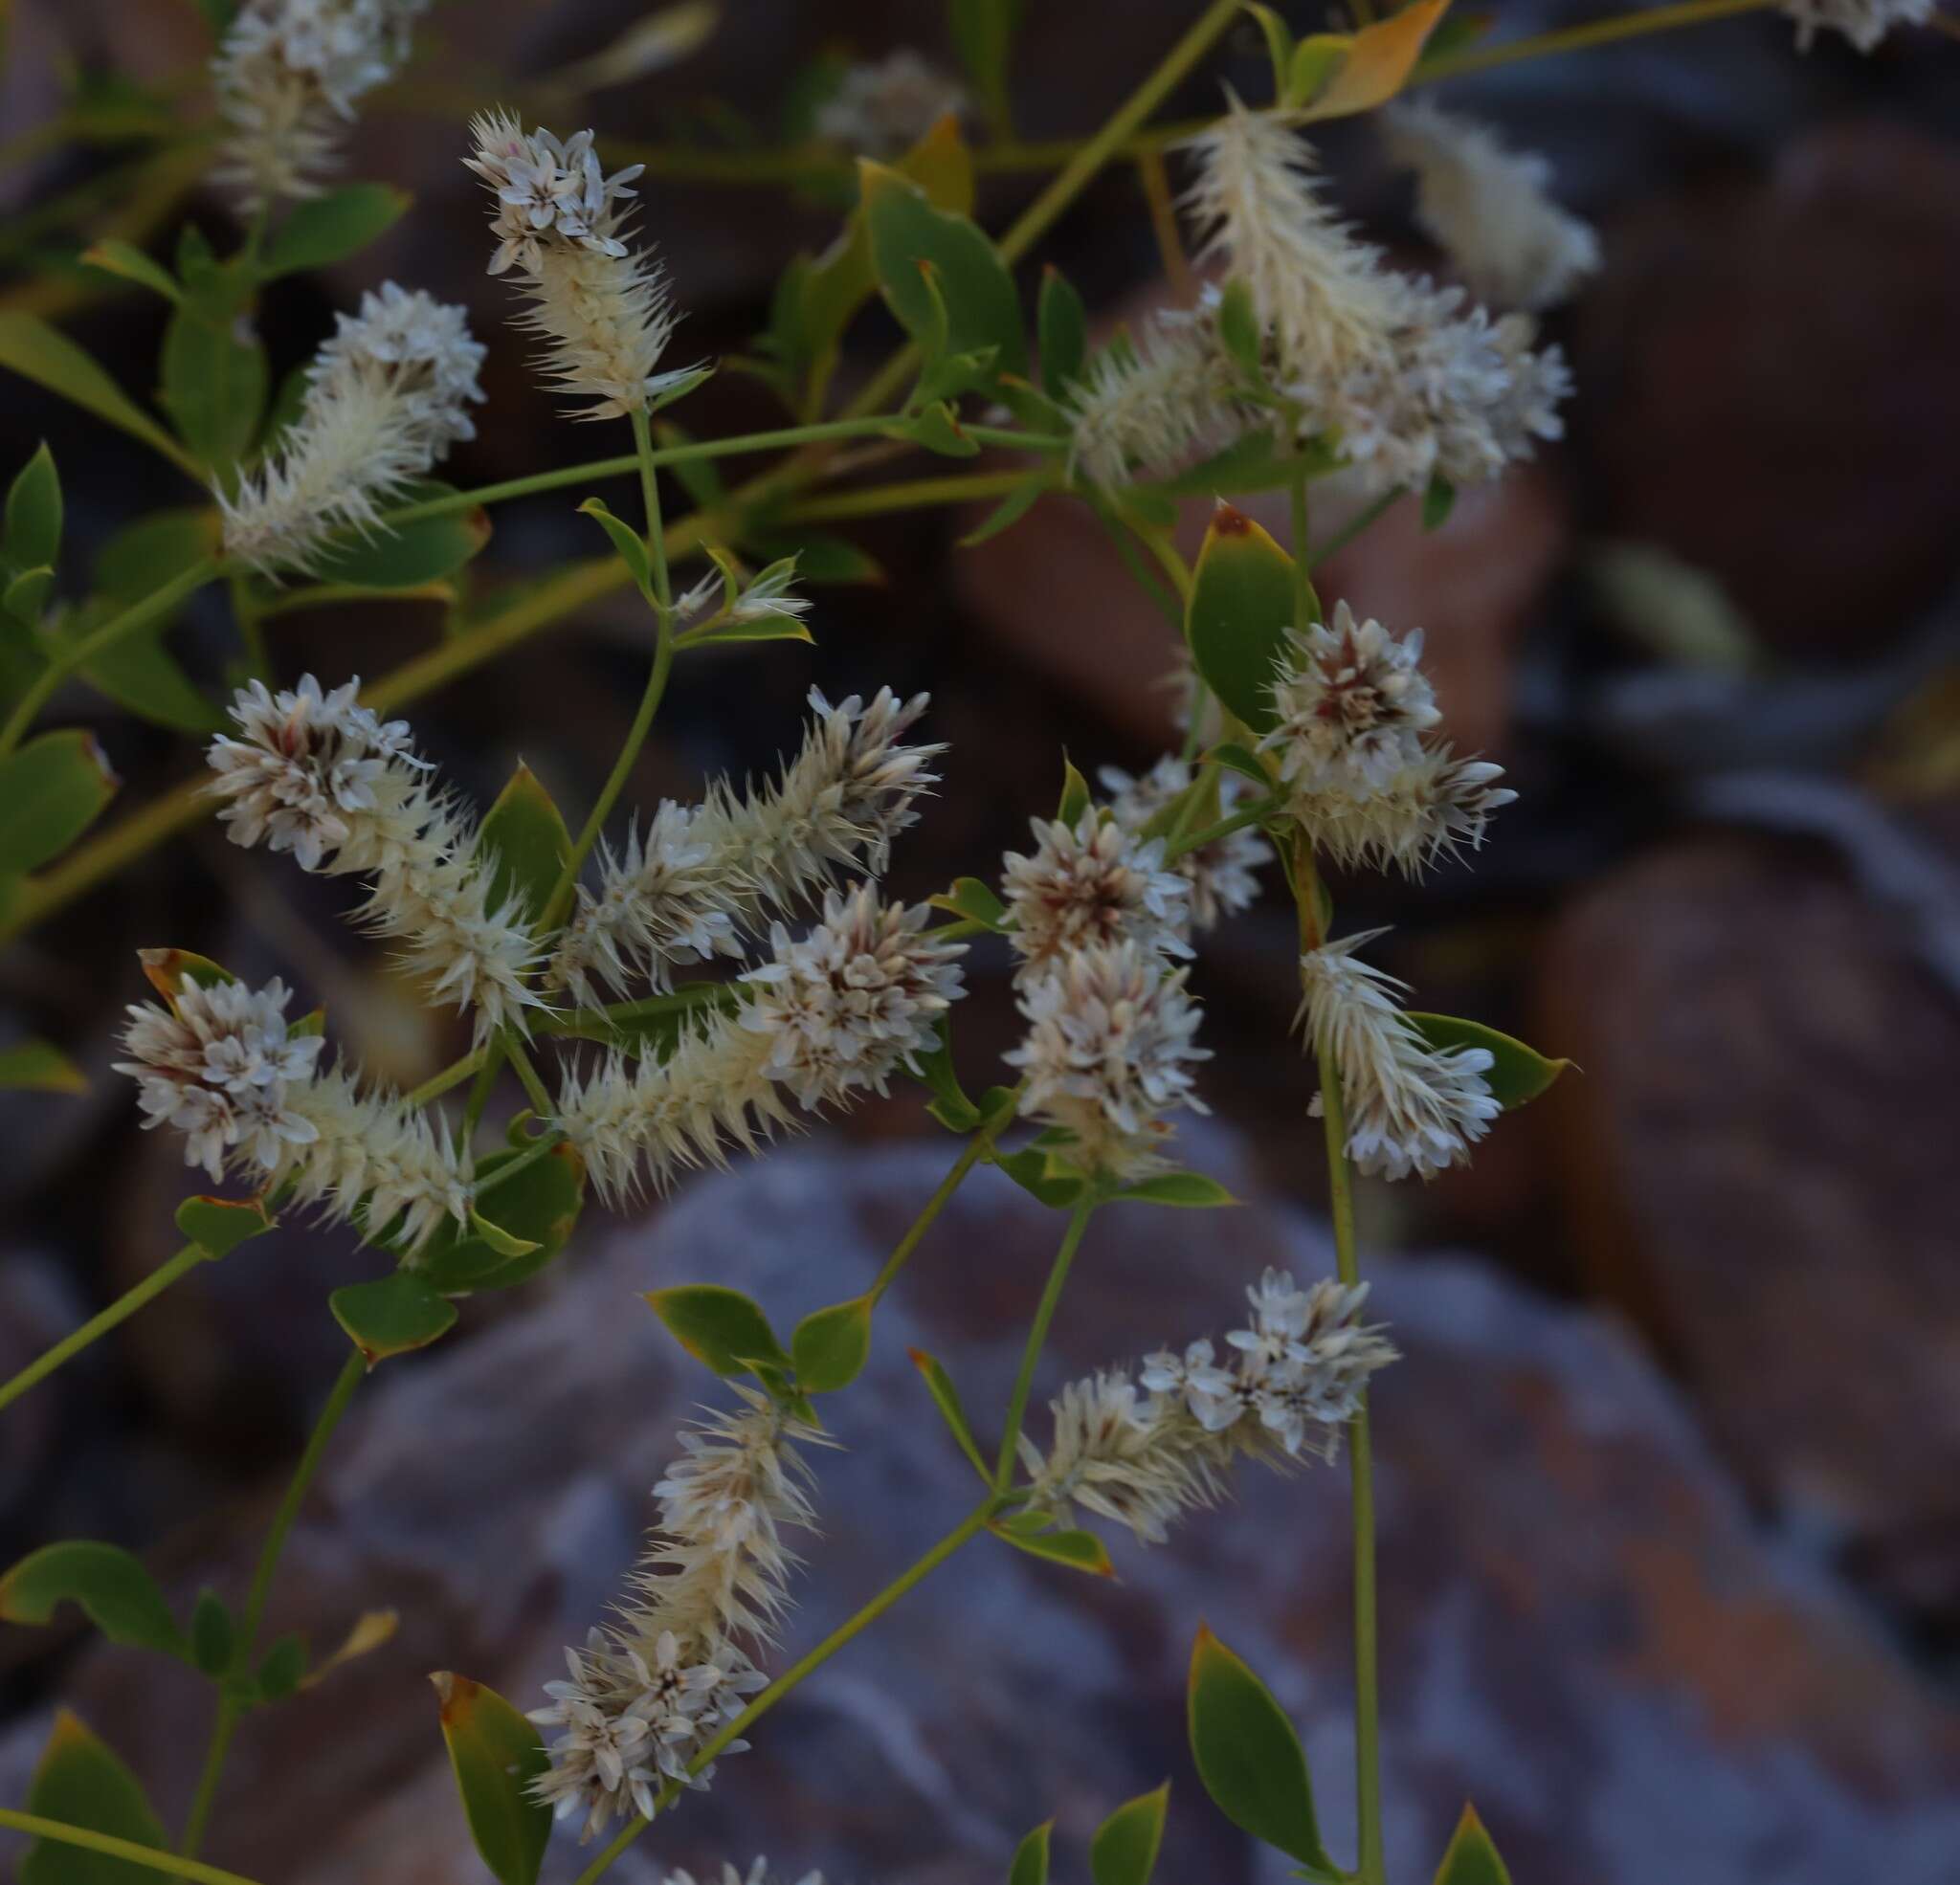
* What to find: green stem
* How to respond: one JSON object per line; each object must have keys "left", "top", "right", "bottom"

{"left": 502, "top": 1035, "right": 555, "bottom": 1119}
{"left": 869, "top": 1097, "right": 1021, "bottom": 1303}
{"left": 570, "top": 1500, "right": 997, "bottom": 1885}
{"left": 1414, "top": 0, "right": 1778, "bottom": 81}
{"left": 0, "top": 1811, "right": 271, "bottom": 1885}
{"left": 538, "top": 417, "right": 678, "bottom": 937}
{"left": 1164, "top": 799, "right": 1277, "bottom": 863}
{"left": 383, "top": 419, "right": 908, "bottom": 525}
{"left": 460, "top": 1047, "right": 503, "bottom": 1140}
{"left": 181, "top": 1348, "right": 365, "bottom": 1856}
{"left": 784, "top": 468, "right": 1050, "bottom": 524}
{"left": 835, "top": 0, "right": 1243, "bottom": 427}
{"left": 405, "top": 1048, "right": 484, "bottom": 1109}
{"left": 1315, "top": 1052, "right": 1384, "bottom": 1885}
{"left": 474, "top": 1127, "right": 567, "bottom": 1198}
{"left": 1288, "top": 463, "right": 1315, "bottom": 630}
{"left": 0, "top": 1242, "right": 208, "bottom": 1416}
{"left": 992, "top": 1201, "right": 1096, "bottom": 1495}
{"left": 0, "top": 556, "right": 223, "bottom": 758}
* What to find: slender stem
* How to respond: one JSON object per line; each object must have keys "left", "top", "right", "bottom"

{"left": 539, "top": 418, "right": 677, "bottom": 937}
{"left": 475, "top": 1127, "right": 568, "bottom": 1198}
{"left": 384, "top": 420, "right": 902, "bottom": 524}
{"left": 405, "top": 1048, "right": 484, "bottom": 1109}
{"left": 229, "top": 575, "right": 270, "bottom": 680}
{"left": 1164, "top": 799, "right": 1277, "bottom": 862}
{"left": 1288, "top": 463, "right": 1315, "bottom": 627}
{"left": 181, "top": 1348, "right": 365, "bottom": 1857}
{"left": 869, "top": 1098, "right": 1021, "bottom": 1303}
{"left": 785, "top": 469, "right": 1049, "bottom": 524}
{"left": 571, "top": 1500, "right": 997, "bottom": 1885}
{"left": 1308, "top": 488, "right": 1403, "bottom": 567}
{"left": 1135, "top": 148, "right": 1194, "bottom": 301}
{"left": 992, "top": 1201, "right": 1096, "bottom": 1495}
{"left": 502, "top": 1035, "right": 555, "bottom": 1119}
{"left": 0, "top": 1811, "right": 271, "bottom": 1885}
{"left": 0, "top": 557, "right": 222, "bottom": 758}
{"left": 460, "top": 1048, "right": 503, "bottom": 1140}
{"left": 1414, "top": 0, "right": 1777, "bottom": 79}
{"left": 0, "top": 1243, "right": 208, "bottom": 1416}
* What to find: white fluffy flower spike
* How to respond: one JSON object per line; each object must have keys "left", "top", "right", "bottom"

{"left": 220, "top": 283, "right": 484, "bottom": 579}
{"left": 1781, "top": 0, "right": 1931, "bottom": 49}
{"left": 1380, "top": 102, "right": 1601, "bottom": 313}
{"left": 212, "top": 0, "right": 428, "bottom": 211}
{"left": 1262, "top": 601, "right": 1441, "bottom": 798}
{"left": 1001, "top": 809, "right": 1192, "bottom": 975}
{"left": 467, "top": 109, "right": 702, "bottom": 419}
{"left": 206, "top": 676, "right": 544, "bottom": 1041}
{"left": 1297, "top": 930, "right": 1501, "bottom": 1181}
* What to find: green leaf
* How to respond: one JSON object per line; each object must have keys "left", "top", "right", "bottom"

{"left": 190, "top": 1589, "right": 234, "bottom": 1676}
{"left": 1187, "top": 1627, "right": 1337, "bottom": 1875}
{"left": 1036, "top": 265, "right": 1087, "bottom": 398}
{"left": 1422, "top": 474, "right": 1457, "bottom": 532}
{"left": 645, "top": 1283, "right": 791, "bottom": 1378}
{"left": 78, "top": 240, "right": 182, "bottom": 304}
{"left": 1284, "top": 35, "right": 1349, "bottom": 109}
{"left": 5, "top": 566, "right": 54, "bottom": 626}
{"left": 174, "top": 1193, "right": 275, "bottom": 1259}
{"left": 1432, "top": 1804, "right": 1512, "bottom": 1885}
{"left": 6, "top": 441, "right": 62, "bottom": 573}
{"left": 417, "top": 1141, "right": 586, "bottom": 1295}
{"left": 1299, "top": 0, "right": 1450, "bottom": 122}
{"left": 1090, "top": 1783, "right": 1170, "bottom": 1885}
{"left": 1058, "top": 757, "right": 1092, "bottom": 826}
{"left": 138, "top": 947, "right": 234, "bottom": 1004}
{"left": 0, "top": 1039, "right": 86, "bottom": 1093}
{"left": 1406, "top": 1013, "right": 1570, "bottom": 1110}
{"left": 579, "top": 496, "right": 654, "bottom": 602}
{"left": 1185, "top": 502, "right": 1304, "bottom": 735}
{"left": 682, "top": 612, "right": 816, "bottom": 649}
{"left": 0, "top": 314, "right": 193, "bottom": 476}
{"left": 991, "top": 1520, "right": 1115, "bottom": 1577}
{"left": 993, "top": 1145, "right": 1088, "bottom": 1210}
{"left": 1216, "top": 278, "right": 1265, "bottom": 383}
{"left": 917, "top": 1016, "right": 981, "bottom": 1132}
{"left": 467, "top": 1209, "right": 539, "bottom": 1260}
{"left": 160, "top": 298, "right": 268, "bottom": 473}
{"left": 947, "top": 0, "right": 1024, "bottom": 124}
{"left": 19, "top": 1711, "right": 169, "bottom": 1885}
{"left": 433, "top": 1672, "right": 552, "bottom": 1885}
{"left": 884, "top": 402, "right": 981, "bottom": 457}
{"left": 330, "top": 1272, "right": 458, "bottom": 1367}
{"left": 74, "top": 607, "right": 220, "bottom": 734}
{"left": 1204, "top": 740, "right": 1276, "bottom": 793}
{"left": 959, "top": 476, "right": 1047, "bottom": 547}
{"left": 316, "top": 485, "right": 491, "bottom": 589}
{"left": 909, "top": 1345, "right": 991, "bottom": 1480}
{"left": 1108, "top": 1171, "right": 1239, "bottom": 1209}
{"left": 861, "top": 160, "right": 1028, "bottom": 379}
{"left": 0, "top": 730, "right": 119, "bottom": 874}
{"left": 1008, "top": 1820, "right": 1053, "bottom": 1885}
{"left": 927, "top": 874, "right": 1009, "bottom": 932}
{"left": 256, "top": 1631, "right": 307, "bottom": 1700}
{"left": 259, "top": 184, "right": 412, "bottom": 278}
{"left": 94, "top": 508, "right": 219, "bottom": 601}
{"left": 476, "top": 764, "right": 569, "bottom": 925}
{"left": 0, "top": 1542, "right": 189, "bottom": 1661}
{"left": 791, "top": 1293, "right": 874, "bottom": 1394}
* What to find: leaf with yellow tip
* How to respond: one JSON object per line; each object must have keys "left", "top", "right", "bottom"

{"left": 433, "top": 1672, "right": 551, "bottom": 1885}
{"left": 1184, "top": 502, "right": 1310, "bottom": 735}
{"left": 0, "top": 1040, "right": 86, "bottom": 1094}
{"left": 1434, "top": 1803, "right": 1513, "bottom": 1885}
{"left": 19, "top": 1710, "right": 168, "bottom": 1885}
{"left": 1299, "top": 0, "right": 1453, "bottom": 121}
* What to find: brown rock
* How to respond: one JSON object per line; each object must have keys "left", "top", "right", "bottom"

{"left": 1575, "top": 121, "right": 1960, "bottom": 660}
{"left": 1539, "top": 831, "right": 1960, "bottom": 1624}
{"left": 5, "top": 1135, "right": 1958, "bottom": 1884}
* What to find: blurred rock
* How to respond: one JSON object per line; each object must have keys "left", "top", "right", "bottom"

{"left": 1538, "top": 829, "right": 1960, "bottom": 1627}
{"left": 1575, "top": 121, "right": 1960, "bottom": 661}
{"left": 4, "top": 1137, "right": 1957, "bottom": 1884}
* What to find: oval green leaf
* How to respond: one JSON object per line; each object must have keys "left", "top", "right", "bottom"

{"left": 1185, "top": 503, "right": 1306, "bottom": 736}
{"left": 330, "top": 1272, "right": 458, "bottom": 1367}
{"left": 0, "top": 1039, "right": 87, "bottom": 1094}
{"left": 791, "top": 1293, "right": 874, "bottom": 1394}
{"left": 927, "top": 875, "right": 1008, "bottom": 932}
{"left": 1090, "top": 1782, "right": 1170, "bottom": 1885}
{"left": 1108, "top": 1171, "right": 1239, "bottom": 1209}
{"left": 1406, "top": 1013, "right": 1570, "bottom": 1110}
{"left": 433, "top": 1671, "right": 552, "bottom": 1885}
{"left": 317, "top": 491, "right": 491, "bottom": 590}
{"left": 1188, "top": 1627, "right": 1336, "bottom": 1876}
{"left": 476, "top": 764, "right": 570, "bottom": 926}
{"left": 190, "top": 1589, "right": 234, "bottom": 1676}
{"left": 174, "top": 1194, "right": 276, "bottom": 1259}
{"left": 0, "top": 731, "right": 119, "bottom": 875}
{"left": 160, "top": 299, "right": 268, "bottom": 474}
{"left": 0, "top": 1541, "right": 189, "bottom": 1661}
{"left": 1037, "top": 265, "right": 1087, "bottom": 399}
{"left": 1008, "top": 1820, "right": 1052, "bottom": 1885}
{"left": 645, "top": 1283, "right": 791, "bottom": 1378}
{"left": 991, "top": 1521, "right": 1115, "bottom": 1578}
{"left": 19, "top": 1710, "right": 168, "bottom": 1885}
{"left": 909, "top": 1345, "right": 991, "bottom": 1481}
{"left": 5, "top": 441, "right": 61, "bottom": 572}
{"left": 260, "top": 184, "right": 412, "bottom": 279}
